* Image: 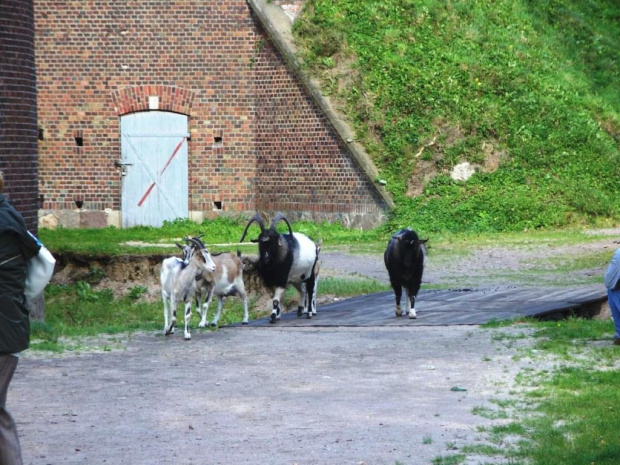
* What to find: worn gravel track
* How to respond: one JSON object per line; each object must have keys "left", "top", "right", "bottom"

{"left": 14, "top": 325, "right": 534, "bottom": 465}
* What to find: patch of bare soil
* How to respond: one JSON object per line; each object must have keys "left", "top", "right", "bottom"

{"left": 406, "top": 120, "right": 507, "bottom": 196}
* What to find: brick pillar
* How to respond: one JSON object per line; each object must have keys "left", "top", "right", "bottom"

{"left": 0, "top": 0, "right": 39, "bottom": 233}
{"left": 0, "top": 0, "right": 44, "bottom": 320}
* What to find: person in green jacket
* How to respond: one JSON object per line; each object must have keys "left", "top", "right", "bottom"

{"left": 0, "top": 172, "right": 40, "bottom": 465}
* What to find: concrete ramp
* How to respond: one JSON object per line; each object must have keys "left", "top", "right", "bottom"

{"left": 240, "top": 284, "right": 607, "bottom": 327}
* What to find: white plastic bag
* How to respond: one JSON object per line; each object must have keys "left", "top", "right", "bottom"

{"left": 24, "top": 232, "right": 56, "bottom": 299}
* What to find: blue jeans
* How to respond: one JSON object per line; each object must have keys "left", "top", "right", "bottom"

{"left": 607, "top": 288, "right": 620, "bottom": 340}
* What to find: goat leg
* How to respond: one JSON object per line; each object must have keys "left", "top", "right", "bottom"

{"left": 392, "top": 283, "right": 403, "bottom": 317}
{"left": 270, "top": 299, "right": 279, "bottom": 324}
{"left": 297, "top": 282, "right": 306, "bottom": 318}
{"left": 270, "top": 288, "right": 285, "bottom": 324}
{"left": 183, "top": 302, "right": 192, "bottom": 340}
{"left": 165, "top": 301, "right": 178, "bottom": 335}
{"left": 211, "top": 297, "right": 224, "bottom": 328}
{"left": 241, "top": 294, "right": 249, "bottom": 325}
{"left": 199, "top": 289, "right": 214, "bottom": 328}
{"left": 409, "top": 293, "right": 417, "bottom": 319}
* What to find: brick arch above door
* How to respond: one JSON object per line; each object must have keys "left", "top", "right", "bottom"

{"left": 110, "top": 85, "right": 196, "bottom": 116}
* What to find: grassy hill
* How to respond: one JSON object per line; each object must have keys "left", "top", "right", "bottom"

{"left": 292, "top": 0, "right": 620, "bottom": 234}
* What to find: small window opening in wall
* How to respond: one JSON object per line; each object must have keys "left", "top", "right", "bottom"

{"left": 38, "top": 128, "right": 44, "bottom": 141}
{"left": 74, "top": 130, "right": 84, "bottom": 147}
{"left": 213, "top": 136, "right": 223, "bottom": 147}
{"left": 213, "top": 201, "right": 223, "bottom": 210}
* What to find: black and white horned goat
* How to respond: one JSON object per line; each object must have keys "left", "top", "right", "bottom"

{"left": 185, "top": 236, "right": 249, "bottom": 328}
{"left": 384, "top": 228, "right": 428, "bottom": 319}
{"left": 160, "top": 238, "right": 216, "bottom": 339}
{"left": 240, "top": 212, "right": 320, "bottom": 324}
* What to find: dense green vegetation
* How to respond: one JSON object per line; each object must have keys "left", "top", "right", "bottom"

{"left": 293, "top": 0, "right": 620, "bottom": 234}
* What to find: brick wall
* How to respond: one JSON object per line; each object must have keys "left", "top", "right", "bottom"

{"left": 0, "top": 0, "right": 39, "bottom": 232}
{"left": 253, "top": 32, "right": 386, "bottom": 220}
{"left": 34, "top": 0, "right": 387, "bottom": 228}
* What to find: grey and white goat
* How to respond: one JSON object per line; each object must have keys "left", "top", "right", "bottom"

{"left": 160, "top": 237, "right": 216, "bottom": 339}
{"left": 240, "top": 212, "right": 320, "bottom": 324}
{"left": 185, "top": 236, "right": 249, "bottom": 328}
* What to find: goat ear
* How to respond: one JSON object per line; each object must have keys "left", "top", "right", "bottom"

{"left": 420, "top": 239, "right": 429, "bottom": 244}
{"left": 176, "top": 243, "right": 184, "bottom": 250}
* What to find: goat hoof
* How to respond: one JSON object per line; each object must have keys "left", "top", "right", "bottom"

{"left": 209, "top": 322, "right": 217, "bottom": 328}
{"left": 306, "top": 313, "right": 312, "bottom": 319}
{"left": 242, "top": 321, "right": 248, "bottom": 325}
{"left": 269, "top": 314, "right": 277, "bottom": 324}
{"left": 409, "top": 311, "right": 417, "bottom": 319}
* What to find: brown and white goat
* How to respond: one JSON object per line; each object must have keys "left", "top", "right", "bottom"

{"left": 185, "top": 237, "right": 249, "bottom": 327}
{"left": 195, "top": 251, "right": 249, "bottom": 327}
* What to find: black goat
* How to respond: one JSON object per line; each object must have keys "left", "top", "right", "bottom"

{"left": 240, "top": 212, "right": 320, "bottom": 324}
{"left": 384, "top": 228, "right": 428, "bottom": 319}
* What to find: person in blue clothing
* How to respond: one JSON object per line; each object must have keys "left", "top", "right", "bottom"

{"left": 604, "top": 248, "right": 620, "bottom": 346}
{"left": 0, "top": 172, "right": 40, "bottom": 465}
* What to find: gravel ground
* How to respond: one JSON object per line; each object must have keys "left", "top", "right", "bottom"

{"left": 14, "top": 326, "right": 536, "bottom": 465}
{"left": 321, "top": 228, "right": 620, "bottom": 289}
{"left": 10, "top": 230, "right": 620, "bottom": 465}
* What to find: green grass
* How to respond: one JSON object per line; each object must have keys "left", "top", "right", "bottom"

{"left": 316, "top": 276, "right": 390, "bottom": 296}
{"left": 466, "top": 318, "right": 620, "bottom": 465}
{"left": 293, "top": 0, "right": 620, "bottom": 234}
{"left": 39, "top": 216, "right": 387, "bottom": 255}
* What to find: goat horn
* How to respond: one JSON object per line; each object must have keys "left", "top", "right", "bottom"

{"left": 192, "top": 235, "right": 206, "bottom": 248}
{"left": 270, "top": 212, "right": 293, "bottom": 236}
{"left": 239, "top": 212, "right": 266, "bottom": 243}
{"left": 187, "top": 237, "right": 204, "bottom": 249}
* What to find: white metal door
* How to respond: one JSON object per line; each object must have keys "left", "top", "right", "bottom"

{"left": 120, "top": 112, "right": 189, "bottom": 227}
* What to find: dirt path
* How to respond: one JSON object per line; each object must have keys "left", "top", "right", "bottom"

{"left": 14, "top": 325, "right": 534, "bottom": 465}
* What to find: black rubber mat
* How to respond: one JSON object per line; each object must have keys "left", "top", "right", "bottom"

{"left": 237, "top": 284, "right": 607, "bottom": 327}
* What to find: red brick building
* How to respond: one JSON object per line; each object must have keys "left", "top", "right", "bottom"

{"left": 34, "top": 0, "right": 390, "bottom": 229}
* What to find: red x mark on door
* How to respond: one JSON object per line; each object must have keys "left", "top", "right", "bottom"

{"left": 137, "top": 137, "right": 187, "bottom": 207}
